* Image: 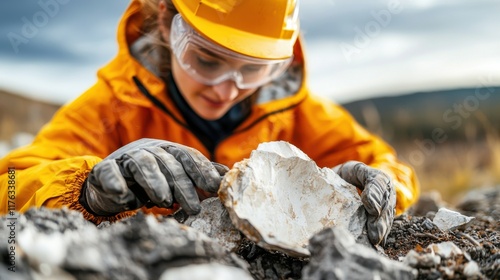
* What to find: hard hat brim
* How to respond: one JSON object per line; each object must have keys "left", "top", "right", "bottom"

{"left": 173, "top": 0, "right": 298, "bottom": 60}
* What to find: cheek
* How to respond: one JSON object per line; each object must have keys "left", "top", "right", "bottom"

{"left": 172, "top": 60, "right": 206, "bottom": 96}
{"left": 237, "top": 88, "right": 258, "bottom": 102}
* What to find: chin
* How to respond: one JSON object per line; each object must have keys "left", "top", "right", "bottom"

{"left": 197, "top": 110, "right": 227, "bottom": 121}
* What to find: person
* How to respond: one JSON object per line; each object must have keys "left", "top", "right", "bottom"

{"left": 0, "top": 0, "right": 419, "bottom": 246}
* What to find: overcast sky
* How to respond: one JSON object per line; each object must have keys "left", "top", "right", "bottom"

{"left": 1, "top": 0, "right": 499, "bottom": 104}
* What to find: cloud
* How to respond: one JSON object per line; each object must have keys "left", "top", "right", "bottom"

{"left": 0, "top": 0, "right": 499, "bottom": 104}
{"left": 0, "top": 1, "right": 126, "bottom": 61}
{"left": 0, "top": 59, "right": 100, "bottom": 104}
{"left": 299, "top": 0, "right": 500, "bottom": 102}
{"left": 0, "top": 0, "right": 128, "bottom": 103}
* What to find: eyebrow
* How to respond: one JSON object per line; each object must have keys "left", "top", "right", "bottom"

{"left": 199, "top": 47, "right": 226, "bottom": 61}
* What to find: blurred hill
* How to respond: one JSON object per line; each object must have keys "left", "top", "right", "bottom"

{"left": 0, "top": 89, "right": 60, "bottom": 143}
{"left": 342, "top": 87, "right": 500, "bottom": 144}
{"left": 2, "top": 87, "right": 499, "bottom": 144}
{"left": 2, "top": 87, "right": 499, "bottom": 145}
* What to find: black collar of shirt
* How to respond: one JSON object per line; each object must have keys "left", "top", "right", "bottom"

{"left": 167, "top": 74, "right": 250, "bottom": 154}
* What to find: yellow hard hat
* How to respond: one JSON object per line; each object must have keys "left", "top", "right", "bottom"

{"left": 171, "top": 0, "right": 300, "bottom": 60}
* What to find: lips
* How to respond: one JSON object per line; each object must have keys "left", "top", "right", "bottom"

{"left": 201, "top": 95, "right": 228, "bottom": 108}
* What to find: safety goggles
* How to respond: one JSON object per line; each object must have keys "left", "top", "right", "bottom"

{"left": 170, "top": 14, "right": 293, "bottom": 89}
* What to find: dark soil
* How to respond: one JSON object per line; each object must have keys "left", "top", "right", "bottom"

{"left": 385, "top": 214, "right": 498, "bottom": 279}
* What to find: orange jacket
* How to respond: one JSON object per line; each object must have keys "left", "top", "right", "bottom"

{"left": 0, "top": 1, "right": 419, "bottom": 224}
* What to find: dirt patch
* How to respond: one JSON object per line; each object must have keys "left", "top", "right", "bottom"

{"left": 385, "top": 214, "right": 498, "bottom": 279}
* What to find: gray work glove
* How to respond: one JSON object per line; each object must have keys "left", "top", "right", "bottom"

{"left": 333, "top": 161, "right": 396, "bottom": 246}
{"left": 80, "top": 138, "right": 228, "bottom": 217}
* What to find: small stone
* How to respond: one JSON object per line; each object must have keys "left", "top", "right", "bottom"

{"left": 159, "top": 263, "right": 253, "bottom": 280}
{"left": 463, "top": 261, "right": 481, "bottom": 278}
{"left": 184, "top": 198, "right": 243, "bottom": 252}
{"left": 425, "top": 211, "right": 436, "bottom": 220}
{"left": 422, "top": 219, "right": 435, "bottom": 231}
{"left": 18, "top": 227, "right": 67, "bottom": 266}
{"left": 433, "top": 208, "right": 474, "bottom": 231}
{"left": 393, "top": 220, "right": 403, "bottom": 228}
{"left": 442, "top": 266, "right": 454, "bottom": 278}
{"left": 430, "top": 242, "right": 462, "bottom": 259}
{"left": 404, "top": 250, "right": 441, "bottom": 269}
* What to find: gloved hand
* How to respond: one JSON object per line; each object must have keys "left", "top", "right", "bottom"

{"left": 333, "top": 161, "right": 396, "bottom": 246}
{"left": 79, "top": 138, "right": 228, "bottom": 217}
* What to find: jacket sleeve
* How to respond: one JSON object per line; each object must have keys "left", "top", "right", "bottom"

{"left": 0, "top": 81, "right": 137, "bottom": 224}
{"left": 294, "top": 95, "right": 420, "bottom": 214}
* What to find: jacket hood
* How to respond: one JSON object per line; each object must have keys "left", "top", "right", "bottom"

{"left": 98, "top": 0, "right": 310, "bottom": 121}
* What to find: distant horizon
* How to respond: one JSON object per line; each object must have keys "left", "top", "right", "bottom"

{"left": 3, "top": 82, "right": 498, "bottom": 106}
{"left": 1, "top": 1, "right": 499, "bottom": 105}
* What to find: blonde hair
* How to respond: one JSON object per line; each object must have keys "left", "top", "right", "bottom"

{"left": 136, "top": 0, "right": 178, "bottom": 79}
{"left": 138, "top": 0, "right": 177, "bottom": 32}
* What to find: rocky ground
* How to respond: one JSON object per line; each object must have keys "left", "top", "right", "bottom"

{"left": 1, "top": 187, "right": 498, "bottom": 280}
{"left": 385, "top": 214, "right": 498, "bottom": 279}
{"left": 385, "top": 187, "right": 499, "bottom": 279}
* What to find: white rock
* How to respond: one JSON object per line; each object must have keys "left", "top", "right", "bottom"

{"left": 63, "top": 228, "right": 107, "bottom": 272}
{"left": 430, "top": 242, "right": 463, "bottom": 259}
{"left": 159, "top": 263, "right": 253, "bottom": 280}
{"left": 442, "top": 266, "right": 455, "bottom": 278}
{"left": 433, "top": 207, "right": 474, "bottom": 231}
{"left": 403, "top": 250, "right": 441, "bottom": 268}
{"left": 219, "top": 141, "right": 367, "bottom": 257}
{"left": 18, "top": 226, "right": 67, "bottom": 266}
{"left": 463, "top": 261, "right": 481, "bottom": 277}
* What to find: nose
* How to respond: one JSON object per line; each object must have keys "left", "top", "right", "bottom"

{"left": 212, "top": 79, "right": 239, "bottom": 102}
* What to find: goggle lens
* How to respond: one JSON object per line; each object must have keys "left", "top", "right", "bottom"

{"left": 170, "top": 14, "right": 292, "bottom": 89}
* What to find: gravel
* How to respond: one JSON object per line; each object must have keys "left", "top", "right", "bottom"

{"left": 1, "top": 187, "right": 498, "bottom": 279}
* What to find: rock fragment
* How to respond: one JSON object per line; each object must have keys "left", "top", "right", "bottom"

{"left": 159, "top": 263, "right": 253, "bottom": 280}
{"left": 433, "top": 207, "right": 474, "bottom": 231}
{"left": 219, "top": 141, "right": 368, "bottom": 257}
{"left": 18, "top": 227, "right": 67, "bottom": 268}
{"left": 404, "top": 250, "right": 441, "bottom": 269}
{"left": 430, "top": 242, "right": 463, "bottom": 259}
{"left": 22, "top": 206, "right": 92, "bottom": 233}
{"left": 462, "top": 261, "right": 481, "bottom": 278}
{"left": 303, "top": 227, "right": 417, "bottom": 280}
{"left": 184, "top": 198, "right": 243, "bottom": 252}
{"left": 404, "top": 241, "right": 485, "bottom": 279}
{"left": 1, "top": 209, "right": 248, "bottom": 279}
